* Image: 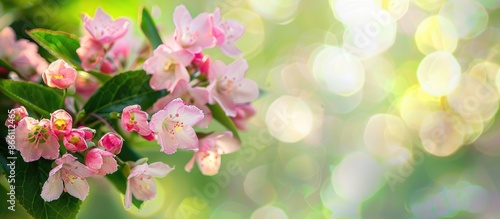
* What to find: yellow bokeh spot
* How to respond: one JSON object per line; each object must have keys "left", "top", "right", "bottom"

{"left": 415, "top": 15, "right": 458, "bottom": 55}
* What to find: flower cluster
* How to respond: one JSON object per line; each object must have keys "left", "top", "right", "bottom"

{"left": 0, "top": 27, "right": 48, "bottom": 81}
{"left": 3, "top": 5, "right": 256, "bottom": 210}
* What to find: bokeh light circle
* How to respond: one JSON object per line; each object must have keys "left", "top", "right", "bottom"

{"left": 415, "top": 15, "right": 458, "bottom": 55}
{"left": 311, "top": 45, "right": 365, "bottom": 96}
{"left": 265, "top": 95, "right": 313, "bottom": 143}
{"left": 439, "top": 0, "right": 488, "bottom": 39}
{"left": 251, "top": 206, "right": 289, "bottom": 219}
{"left": 419, "top": 111, "right": 464, "bottom": 157}
{"left": 364, "top": 114, "right": 411, "bottom": 158}
{"left": 331, "top": 152, "right": 384, "bottom": 202}
{"left": 249, "top": 0, "right": 301, "bottom": 24}
{"left": 417, "top": 51, "right": 461, "bottom": 96}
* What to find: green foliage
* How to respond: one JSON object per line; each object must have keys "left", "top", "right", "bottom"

{"left": 27, "top": 29, "right": 81, "bottom": 67}
{"left": 207, "top": 104, "right": 241, "bottom": 141}
{"left": 2, "top": 155, "right": 81, "bottom": 219}
{"left": 81, "top": 70, "right": 166, "bottom": 123}
{"left": 140, "top": 8, "right": 163, "bottom": 49}
{"left": 0, "top": 79, "right": 62, "bottom": 118}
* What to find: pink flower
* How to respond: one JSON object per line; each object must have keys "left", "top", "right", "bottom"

{"left": 192, "top": 52, "right": 211, "bottom": 75}
{"left": 185, "top": 131, "right": 240, "bottom": 176}
{"left": 121, "top": 105, "right": 154, "bottom": 140}
{"left": 99, "top": 59, "right": 116, "bottom": 73}
{"left": 212, "top": 8, "right": 245, "bottom": 56}
{"left": 143, "top": 44, "right": 194, "bottom": 91}
{"left": 42, "top": 59, "right": 77, "bottom": 89}
{"left": 85, "top": 148, "right": 117, "bottom": 176}
{"left": 76, "top": 37, "right": 104, "bottom": 71}
{"left": 5, "top": 106, "right": 28, "bottom": 127}
{"left": 124, "top": 161, "right": 174, "bottom": 209}
{"left": 41, "top": 154, "right": 96, "bottom": 201}
{"left": 231, "top": 104, "right": 256, "bottom": 131}
{"left": 75, "top": 71, "right": 99, "bottom": 100}
{"left": 50, "top": 109, "right": 72, "bottom": 137}
{"left": 173, "top": 5, "right": 216, "bottom": 53}
{"left": 15, "top": 117, "right": 59, "bottom": 162}
{"left": 152, "top": 80, "right": 212, "bottom": 128}
{"left": 78, "top": 126, "right": 96, "bottom": 141}
{"left": 207, "top": 59, "right": 259, "bottom": 116}
{"left": 98, "top": 132, "right": 123, "bottom": 154}
{"left": 149, "top": 98, "right": 204, "bottom": 154}
{"left": 82, "top": 8, "right": 130, "bottom": 44}
{"left": 0, "top": 27, "right": 48, "bottom": 81}
{"left": 63, "top": 129, "right": 88, "bottom": 152}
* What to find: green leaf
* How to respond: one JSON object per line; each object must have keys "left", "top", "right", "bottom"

{"left": 207, "top": 104, "right": 241, "bottom": 141}
{"left": 27, "top": 29, "right": 81, "bottom": 66}
{"left": 0, "top": 79, "right": 62, "bottom": 118}
{"left": 82, "top": 70, "right": 166, "bottom": 122}
{"left": 84, "top": 71, "right": 112, "bottom": 84}
{"left": 140, "top": 8, "right": 163, "bottom": 49}
{"left": 13, "top": 155, "right": 81, "bottom": 219}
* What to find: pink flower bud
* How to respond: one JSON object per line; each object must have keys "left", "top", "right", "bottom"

{"left": 121, "top": 105, "right": 153, "bottom": 138}
{"left": 42, "top": 59, "right": 77, "bottom": 89}
{"left": 78, "top": 126, "right": 96, "bottom": 140}
{"left": 5, "top": 106, "right": 28, "bottom": 127}
{"left": 50, "top": 109, "right": 72, "bottom": 137}
{"left": 98, "top": 132, "right": 123, "bottom": 154}
{"left": 63, "top": 129, "right": 88, "bottom": 152}
{"left": 85, "top": 148, "right": 117, "bottom": 176}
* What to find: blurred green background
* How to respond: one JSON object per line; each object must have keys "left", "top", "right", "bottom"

{"left": 1, "top": 0, "right": 500, "bottom": 218}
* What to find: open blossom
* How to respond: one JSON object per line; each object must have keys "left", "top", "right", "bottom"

{"left": 152, "top": 79, "right": 212, "bottom": 128}
{"left": 125, "top": 161, "right": 174, "bottom": 209}
{"left": 98, "top": 132, "right": 123, "bottom": 154}
{"left": 5, "top": 106, "right": 28, "bottom": 127}
{"left": 207, "top": 59, "right": 259, "bottom": 117}
{"left": 63, "top": 129, "right": 88, "bottom": 152}
{"left": 50, "top": 109, "right": 72, "bottom": 137}
{"left": 121, "top": 105, "right": 154, "bottom": 141}
{"left": 82, "top": 8, "right": 130, "bottom": 44}
{"left": 212, "top": 8, "right": 245, "bottom": 56}
{"left": 143, "top": 44, "right": 194, "bottom": 91}
{"left": 185, "top": 131, "right": 240, "bottom": 176}
{"left": 15, "top": 117, "right": 59, "bottom": 162}
{"left": 85, "top": 148, "right": 117, "bottom": 175}
{"left": 41, "top": 154, "right": 96, "bottom": 201}
{"left": 231, "top": 104, "right": 256, "bottom": 131}
{"left": 76, "top": 37, "right": 104, "bottom": 71}
{"left": 149, "top": 98, "right": 204, "bottom": 154}
{"left": 0, "top": 27, "right": 48, "bottom": 80}
{"left": 42, "top": 59, "right": 77, "bottom": 89}
{"left": 173, "top": 5, "right": 216, "bottom": 53}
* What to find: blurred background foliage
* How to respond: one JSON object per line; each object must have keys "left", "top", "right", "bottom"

{"left": 1, "top": 0, "right": 500, "bottom": 218}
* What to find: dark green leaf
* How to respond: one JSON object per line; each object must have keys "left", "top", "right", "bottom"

{"left": 82, "top": 70, "right": 166, "bottom": 123}
{"left": 14, "top": 154, "right": 81, "bottom": 219}
{"left": 27, "top": 29, "right": 81, "bottom": 66}
{"left": 85, "top": 71, "right": 112, "bottom": 84}
{"left": 140, "top": 8, "right": 163, "bottom": 49}
{"left": 0, "top": 79, "right": 62, "bottom": 118}
{"left": 207, "top": 104, "right": 240, "bottom": 141}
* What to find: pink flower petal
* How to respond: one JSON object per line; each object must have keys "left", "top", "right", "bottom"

{"left": 41, "top": 172, "right": 63, "bottom": 202}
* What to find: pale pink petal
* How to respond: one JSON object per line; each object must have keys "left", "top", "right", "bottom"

{"left": 213, "top": 91, "right": 236, "bottom": 117}
{"left": 19, "top": 145, "right": 42, "bottom": 162}
{"left": 85, "top": 148, "right": 103, "bottom": 170}
{"left": 176, "top": 105, "right": 204, "bottom": 126}
{"left": 232, "top": 78, "right": 259, "bottom": 103}
{"left": 173, "top": 5, "right": 192, "bottom": 31}
{"left": 41, "top": 172, "right": 63, "bottom": 202}
{"left": 40, "top": 135, "right": 60, "bottom": 160}
{"left": 196, "top": 150, "right": 221, "bottom": 176}
{"left": 184, "top": 154, "right": 196, "bottom": 172}
{"left": 64, "top": 177, "right": 90, "bottom": 200}
{"left": 124, "top": 180, "right": 133, "bottom": 209}
{"left": 128, "top": 163, "right": 148, "bottom": 179}
{"left": 195, "top": 104, "right": 212, "bottom": 128}
{"left": 171, "top": 49, "right": 195, "bottom": 66}
{"left": 174, "top": 127, "right": 199, "bottom": 151}
{"left": 226, "top": 59, "right": 248, "bottom": 81}
{"left": 69, "top": 161, "right": 96, "bottom": 177}
{"left": 215, "top": 131, "right": 240, "bottom": 154}
{"left": 130, "top": 177, "right": 157, "bottom": 201}
{"left": 98, "top": 156, "right": 118, "bottom": 175}
{"left": 146, "top": 162, "right": 174, "bottom": 177}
